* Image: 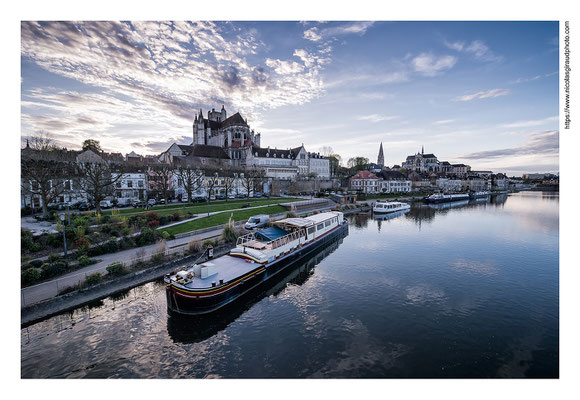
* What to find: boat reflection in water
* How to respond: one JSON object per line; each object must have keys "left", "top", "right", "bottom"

{"left": 166, "top": 229, "right": 349, "bottom": 345}
{"left": 427, "top": 199, "right": 469, "bottom": 210}
{"left": 372, "top": 208, "right": 410, "bottom": 221}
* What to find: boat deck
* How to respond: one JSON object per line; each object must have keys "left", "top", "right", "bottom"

{"left": 184, "top": 255, "right": 260, "bottom": 289}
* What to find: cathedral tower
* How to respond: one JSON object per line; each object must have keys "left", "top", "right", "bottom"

{"left": 378, "top": 142, "right": 384, "bottom": 167}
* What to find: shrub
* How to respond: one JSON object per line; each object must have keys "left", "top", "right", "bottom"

{"left": 133, "top": 248, "right": 146, "bottom": 265}
{"left": 74, "top": 237, "right": 91, "bottom": 253}
{"left": 221, "top": 216, "right": 240, "bottom": 243}
{"left": 150, "top": 252, "right": 165, "bottom": 263}
{"left": 203, "top": 239, "right": 215, "bottom": 248}
{"left": 109, "top": 229, "right": 120, "bottom": 238}
{"left": 172, "top": 212, "right": 180, "bottom": 221}
{"left": 159, "top": 215, "right": 169, "bottom": 226}
{"left": 188, "top": 240, "right": 202, "bottom": 254}
{"left": 121, "top": 227, "right": 131, "bottom": 237}
{"left": 145, "top": 212, "right": 159, "bottom": 221}
{"left": 72, "top": 216, "right": 89, "bottom": 227}
{"left": 106, "top": 262, "right": 126, "bottom": 276}
{"left": 101, "top": 224, "right": 112, "bottom": 234}
{"left": 101, "top": 240, "right": 119, "bottom": 254}
{"left": 101, "top": 215, "right": 111, "bottom": 224}
{"left": 29, "top": 243, "right": 42, "bottom": 252}
{"left": 85, "top": 272, "right": 102, "bottom": 286}
{"left": 137, "top": 227, "right": 155, "bottom": 246}
{"left": 21, "top": 263, "right": 33, "bottom": 271}
{"left": 77, "top": 255, "right": 93, "bottom": 267}
{"left": 22, "top": 268, "right": 42, "bottom": 286}
{"left": 42, "top": 261, "right": 67, "bottom": 278}
{"left": 48, "top": 253, "right": 62, "bottom": 263}
{"left": 29, "top": 259, "right": 44, "bottom": 268}
{"left": 119, "top": 237, "right": 136, "bottom": 250}
{"left": 160, "top": 231, "right": 170, "bottom": 240}
{"left": 147, "top": 220, "right": 160, "bottom": 229}
{"left": 21, "top": 229, "right": 34, "bottom": 250}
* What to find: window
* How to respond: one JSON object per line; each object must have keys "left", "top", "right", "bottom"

{"left": 325, "top": 220, "right": 331, "bottom": 227}
{"left": 317, "top": 223, "right": 324, "bottom": 230}
{"left": 307, "top": 227, "right": 314, "bottom": 235}
{"left": 128, "top": 180, "right": 133, "bottom": 188}
{"left": 138, "top": 180, "right": 144, "bottom": 187}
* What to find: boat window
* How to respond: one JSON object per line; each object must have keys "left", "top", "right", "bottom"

{"left": 307, "top": 227, "right": 314, "bottom": 235}
{"left": 325, "top": 220, "right": 331, "bottom": 227}
{"left": 317, "top": 223, "right": 324, "bottom": 230}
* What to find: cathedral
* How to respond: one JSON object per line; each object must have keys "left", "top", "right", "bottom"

{"left": 192, "top": 105, "right": 261, "bottom": 166}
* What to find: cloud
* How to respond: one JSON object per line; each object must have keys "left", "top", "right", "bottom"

{"left": 303, "top": 22, "right": 374, "bottom": 42}
{"left": 356, "top": 114, "right": 398, "bottom": 123}
{"left": 21, "top": 21, "right": 332, "bottom": 154}
{"left": 411, "top": 53, "right": 457, "bottom": 76}
{"left": 456, "top": 88, "right": 510, "bottom": 101}
{"left": 510, "top": 71, "right": 558, "bottom": 84}
{"left": 459, "top": 130, "right": 559, "bottom": 160}
{"left": 500, "top": 116, "right": 558, "bottom": 128}
{"left": 434, "top": 119, "right": 455, "bottom": 124}
{"left": 445, "top": 39, "right": 501, "bottom": 62}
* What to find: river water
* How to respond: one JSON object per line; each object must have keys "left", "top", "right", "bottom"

{"left": 21, "top": 191, "right": 559, "bottom": 378}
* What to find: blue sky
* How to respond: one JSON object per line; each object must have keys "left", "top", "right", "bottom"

{"left": 21, "top": 21, "right": 559, "bottom": 175}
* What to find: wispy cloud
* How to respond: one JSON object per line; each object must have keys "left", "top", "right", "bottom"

{"left": 356, "top": 114, "right": 398, "bottom": 123}
{"left": 510, "top": 71, "right": 558, "bottom": 84}
{"left": 456, "top": 88, "right": 510, "bottom": 101}
{"left": 411, "top": 53, "right": 457, "bottom": 76}
{"left": 500, "top": 116, "right": 558, "bottom": 128}
{"left": 444, "top": 39, "right": 502, "bottom": 62}
{"left": 303, "top": 22, "right": 374, "bottom": 42}
{"left": 459, "top": 130, "right": 559, "bottom": 160}
{"left": 434, "top": 119, "right": 455, "bottom": 124}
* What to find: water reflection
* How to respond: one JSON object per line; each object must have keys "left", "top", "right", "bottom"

{"left": 167, "top": 233, "right": 348, "bottom": 345}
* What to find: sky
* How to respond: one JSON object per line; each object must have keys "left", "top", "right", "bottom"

{"left": 21, "top": 21, "right": 559, "bottom": 175}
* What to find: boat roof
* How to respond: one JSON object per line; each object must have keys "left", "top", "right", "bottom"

{"left": 255, "top": 226, "right": 288, "bottom": 241}
{"left": 274, "top": 217, "right": 314, "bottom": 227}
{"left": 304, "top": 211, "right": 341, "bottom": 224}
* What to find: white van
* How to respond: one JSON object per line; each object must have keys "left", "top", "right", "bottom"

{"left": 244, "top": 214, "right": 269, "bottom": 230}
{"left": 99, "top": 200, "right": 113, "bottom": 209}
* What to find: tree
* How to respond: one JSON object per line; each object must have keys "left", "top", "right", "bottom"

{"left": 76, "top": 158, "right": 124, "bottom": 214}
{"left": 21, "top": 158, "right": 68, "bottom": 217}
{"left": 148, "top": 164, "right": 172, "bottom": 205}
{"left": 347, "top": 157, "right": 369, "bottom": 173}
{"left": 240, "top": 167, "right": 266, "bottom": 199}
{"left": 21, "top": 133, "right": 68, "bottom": 217}
{"left": 174, "top": 161, "right": 203, "bottom": 204}
{"left": 328, "top": 154, "right": 341, "bottom": 177}
{"left": 82, "top": 139, "right": 103, "bottom": 154}
{"left": 204, "top": 170, "right": 220, "bottom": 202}
{"left": 221, "top": 167, "right": 244, "bottom": 201}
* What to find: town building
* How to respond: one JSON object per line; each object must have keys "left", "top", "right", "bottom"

{"left": 349, "top": 170, "right": 380, "bottom": 194}
{"left": 112, "top": 172, "right": 147, "bottom": 201}
{"left": 377, "top": 170, "right": 412, "bottom": 193}
{"left": 402, "top": 146, "right": 440, "bottom": 173}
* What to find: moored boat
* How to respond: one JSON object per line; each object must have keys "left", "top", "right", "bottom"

{"left": 373, "top": 200, "right": 410, "bottom": 214}
{"left": 424, "top": 193, "right": 469, "bottom": 203}
{"left": 164, "top": 211, "right": 348, "bottom": 315}
{"left": 469, "top": 191, "right": 490, "bottom": 199}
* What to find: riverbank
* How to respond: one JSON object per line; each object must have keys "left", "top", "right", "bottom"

{"left": 21, "top": 201, "right": 335, "bottom": 325}
{"left": 21, "top": 244, "right": 234, "bottom": 327}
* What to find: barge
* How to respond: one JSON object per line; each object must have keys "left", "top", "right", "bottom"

{"left": 164, "top": 211, "right": 348, "bottom": 315}
{"left": 424, "top": 193, "right": 469, "bottom": 203}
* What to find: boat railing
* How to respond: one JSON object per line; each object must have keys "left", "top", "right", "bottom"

{"left": 236, "top": 229, "right": 304, "bottom": 250}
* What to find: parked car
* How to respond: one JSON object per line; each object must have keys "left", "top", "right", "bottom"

{"left": 133, "top": 201, "right": 147, "bottom": 208}
{"left": 244, "top": 214, "right": 269, "bottom": 230}
{"left": 209, "top": 195, "right": 216, "bottom": 201}
{"left": 158, "top": 199, "right": 166, "bottom": 205}
{"left": 227, "top": 194, "right": 235, "bottom": 199}
{"left": 254, "top": 193, "right": 262, "bottom": 198}
{"left": 78, "top": 202, "right": 92, "bottom": 211}
{"left": 147, "top": 199, "right": 156, "bottom": 206}
{"left": 194, "top": 196, "right": 206, "bottom": 203}
{"left": 237, "top": 194, "right": 245, "bottom": 198}
{"left": 241, "top": 203, "right": 251, "bottom": 208}
{"left": 217, "top": 195, "right": 226, "bottom": 200}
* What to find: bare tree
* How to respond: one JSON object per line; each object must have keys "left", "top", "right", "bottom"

{"left": 174, "top": 161, "right": 203, "bottom": 204}
{"left": 204, "top": 169, "right": 220, "bottom": 203}
{"left": 21, "top": 158, "right": 68, "bottom": 217}
{"left": 21, "top": 133, "right": 68, "bottom": 217}
{"left": 76, "top": 159, "right": 124, "bottom": 214}
{"left": 149, "top": 164, "right": 173, "bottom": 205}
{"left": 240, "top": 167, "right": 266, "bottom": 199}
{"left": 221, "top": 166, "right": 244, "bottom": 201}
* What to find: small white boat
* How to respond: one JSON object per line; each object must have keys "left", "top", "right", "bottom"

{"left": 469, "top": 191, "right": 490, "bottom": 199}
{"left": 373, "top": 200, "right": 411, "bottom": 214}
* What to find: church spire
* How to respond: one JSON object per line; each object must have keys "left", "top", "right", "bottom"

{"left": 422, "top": 145, "right": 424, "bottom": 155}
{"left": 377, "top": 142, "right": 384, "bottom": 167}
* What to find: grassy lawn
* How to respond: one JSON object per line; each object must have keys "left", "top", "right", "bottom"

{"left": 97, "top": 197, "right": 300, "bottom": 218}
{"left": 158, "top": 205, "right": 288, "bottom": 236}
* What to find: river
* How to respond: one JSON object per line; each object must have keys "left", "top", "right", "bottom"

{"left": 21, "top": 191, "right": 559, "bottom": 378}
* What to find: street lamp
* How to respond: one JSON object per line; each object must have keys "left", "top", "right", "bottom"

{"left": 59, "top": 214, "right": 67, "bottom": 257}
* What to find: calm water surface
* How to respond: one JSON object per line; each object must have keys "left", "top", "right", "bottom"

{"left": 21, "top": 191, "right": 559, "bottom": 378}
